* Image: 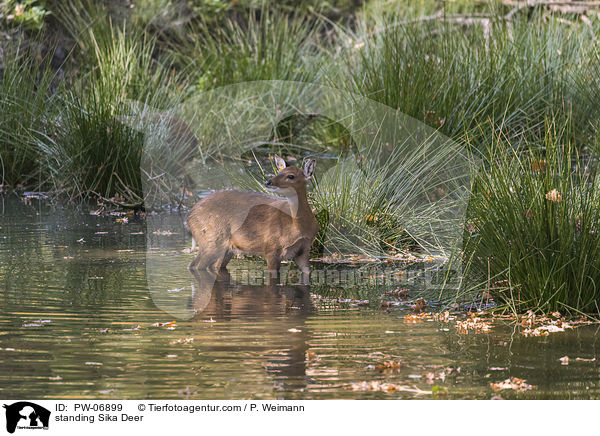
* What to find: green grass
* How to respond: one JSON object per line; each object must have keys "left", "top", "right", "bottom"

{"left": 174, "top": 7, "right": 327, "bottom": 90}
{"left": 41, "top": 2, "right": 186, "bottom": 201}
{"left": 341, "top": 11, "right": 599, "bottom": 148}
{"left": 3, "top": 0, "right": 600, "bottom": 314}
{"left": 0, "top": 39, "right": 55, "bottom": 189}
{"left": 464, "top": 120, "right": 600, "bottom": 314}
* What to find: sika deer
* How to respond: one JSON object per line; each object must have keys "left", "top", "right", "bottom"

{"left": 187, "top": 156, "right": 318, "bottom": 283}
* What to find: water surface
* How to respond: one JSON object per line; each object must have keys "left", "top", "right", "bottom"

{"left": 1, "top": 199, "right": 598, "bottom": 399}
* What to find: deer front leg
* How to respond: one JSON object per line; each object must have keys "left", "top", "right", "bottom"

{"left": 265, "top": 253, "right": 281, "bottom": 285}
{"left": 294, "top": 250, "right": 311, "bottom": 285}
{"left": 188, "top": 252, "right": 203, "bottom": 271}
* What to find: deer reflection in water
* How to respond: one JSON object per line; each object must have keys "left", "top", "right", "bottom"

{"left": 188, "top": 269, "right": 313, "bottom": 395}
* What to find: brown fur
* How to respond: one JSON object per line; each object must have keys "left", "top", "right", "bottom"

{"left": 187, "top": 159, "right": 318, "bottom": 283}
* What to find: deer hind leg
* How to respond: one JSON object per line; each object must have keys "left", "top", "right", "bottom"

{"left": 188, "top": 242, "right": 229, "bottom": 272}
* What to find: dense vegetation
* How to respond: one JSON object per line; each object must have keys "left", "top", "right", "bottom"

{"left": 2, "top": 0, "right": 600, "bottom": 313}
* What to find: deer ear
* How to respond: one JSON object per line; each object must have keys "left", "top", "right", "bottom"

{"left": 303, "top": 159, "right": 316, "bottom": 179}
{"left": 273, "top": 155, "right": 287, "bottom": 172}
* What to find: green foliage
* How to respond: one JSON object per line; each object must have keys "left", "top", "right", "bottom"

{"left": 0, "top": 40, "right": 54, "bottom": 188}
{"left": 464, "top": 121, "right": 600, "bottom": 314}
{"left": 44, "top": 3, "right": 185, "bottom": 200}
{"left": 3, "top": 0, "right": 600, "bottom": 315}
{"left": 1, "top": 0, "right": 50, "bottom": 30}
{"left": 343, "top": 12, "right": 599, "bottom": 147}
{"left": 177, "top": 8, "right": 325, "bottom": 90}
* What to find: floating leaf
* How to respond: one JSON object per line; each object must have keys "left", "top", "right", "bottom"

{"left": 491, "top": 377, "right": 534, "bottom": 392}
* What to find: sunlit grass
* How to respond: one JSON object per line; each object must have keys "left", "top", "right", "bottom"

{"left": 464, "top": 121, "right": 600, "bottom": 314}
{"left": 174, "top": 7, "right": 327, "bottom": 90}
{"left": 340, "top": 11, "right": 599, "bottom": 148}
{"left": 41, "top": 1, "right": 186, "bottom": 201}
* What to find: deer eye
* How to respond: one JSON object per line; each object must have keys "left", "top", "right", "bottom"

{"left": 287, "top": 175, "right": 295, "bottom": 180}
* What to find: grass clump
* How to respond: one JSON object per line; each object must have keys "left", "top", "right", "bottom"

{"left": 177, "top": 8, "right": 326, "bottom": 90}
{"left": 43, "top": 4, "right": 185, "bottom": 201}
{"left": 464, "top": 122, "right": 600, "bottom": 314}
{"left": 0, "top": 40, "right": 54, "bottom": 189}
{"left": 343, "top": 12, "right": 598, "bottom": 147}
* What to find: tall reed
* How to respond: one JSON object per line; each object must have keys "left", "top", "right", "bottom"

{"left": 464, "top": 120, "right": 600, "bottom": 314}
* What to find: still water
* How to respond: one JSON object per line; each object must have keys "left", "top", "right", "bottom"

{"left": 1, "top": 199, "right": 598, "bottom": 399}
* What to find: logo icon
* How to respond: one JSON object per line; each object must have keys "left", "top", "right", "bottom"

{"left": 3, "top": 402, "right": 50, "bottom": 434}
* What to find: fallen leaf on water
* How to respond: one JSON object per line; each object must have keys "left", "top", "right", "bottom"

{"left": 152, "top": 321, "right": 177, "bottom": 328}
{"left": 306, "top": 350, "right": 318, "bottom": 361}
{"left": 425, "top": 371, "right": 446, "bottom": 384}
{"left": 349, "top": 381, "right": 432, "bottom": 395}
{"left": 387, "top": 288, "right": 410, "bottom": 299}
{"left": 370, "top": 360, "right": 404, "bottom": 372}
{"left": 404, "top": 312, "right": 433, "bottom": 323}
{"left": 523, "top": 323, "right": 572, "bottom": 337}
{"left": 152, "top": 230, "right": 177, "bottom": 236}
{"left": 412, "top": 298, "right": 427, "bottom": 313}
{"left": 171, "top": 338, "right": 194, "bottom": 345}
{"left": 337, "top": 298, "right": 369, "bottom": 306}
{"left": 178, "top": 387, "right": 197, "bottom": 396}
{"left": 491, "top": 377, "right": 535, "bottom": 392}
{"left": 456, "top": 315, "right": 491, "bottom": 334}
{"left": 434, "top": 311, "right": 451, "bottom": 322}
{"left": 348, "top": 381, "right": 396, "bottom": 392}
{"left": 431, "top": 385, "right": 448, "bottom": 396}
{"left": 559, "top": 356, "right": 569, "bottom": 365}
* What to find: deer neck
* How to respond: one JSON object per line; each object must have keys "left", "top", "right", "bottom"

{"left": 285, "top": 185, "right": 311, "bottom": 222}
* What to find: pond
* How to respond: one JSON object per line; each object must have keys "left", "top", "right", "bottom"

{"left": 0, "top": 198, "right": 598, "bottom": 399}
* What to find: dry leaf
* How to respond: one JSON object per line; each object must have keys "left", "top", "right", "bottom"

{"left": 491, "top": 377, "right": 534, "bottom": 392}
{"left": 545, "top": 189, "right": 562, "bottom": 203}
{"left": 412, "top": 298, "right": 427, "bottom": 313}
